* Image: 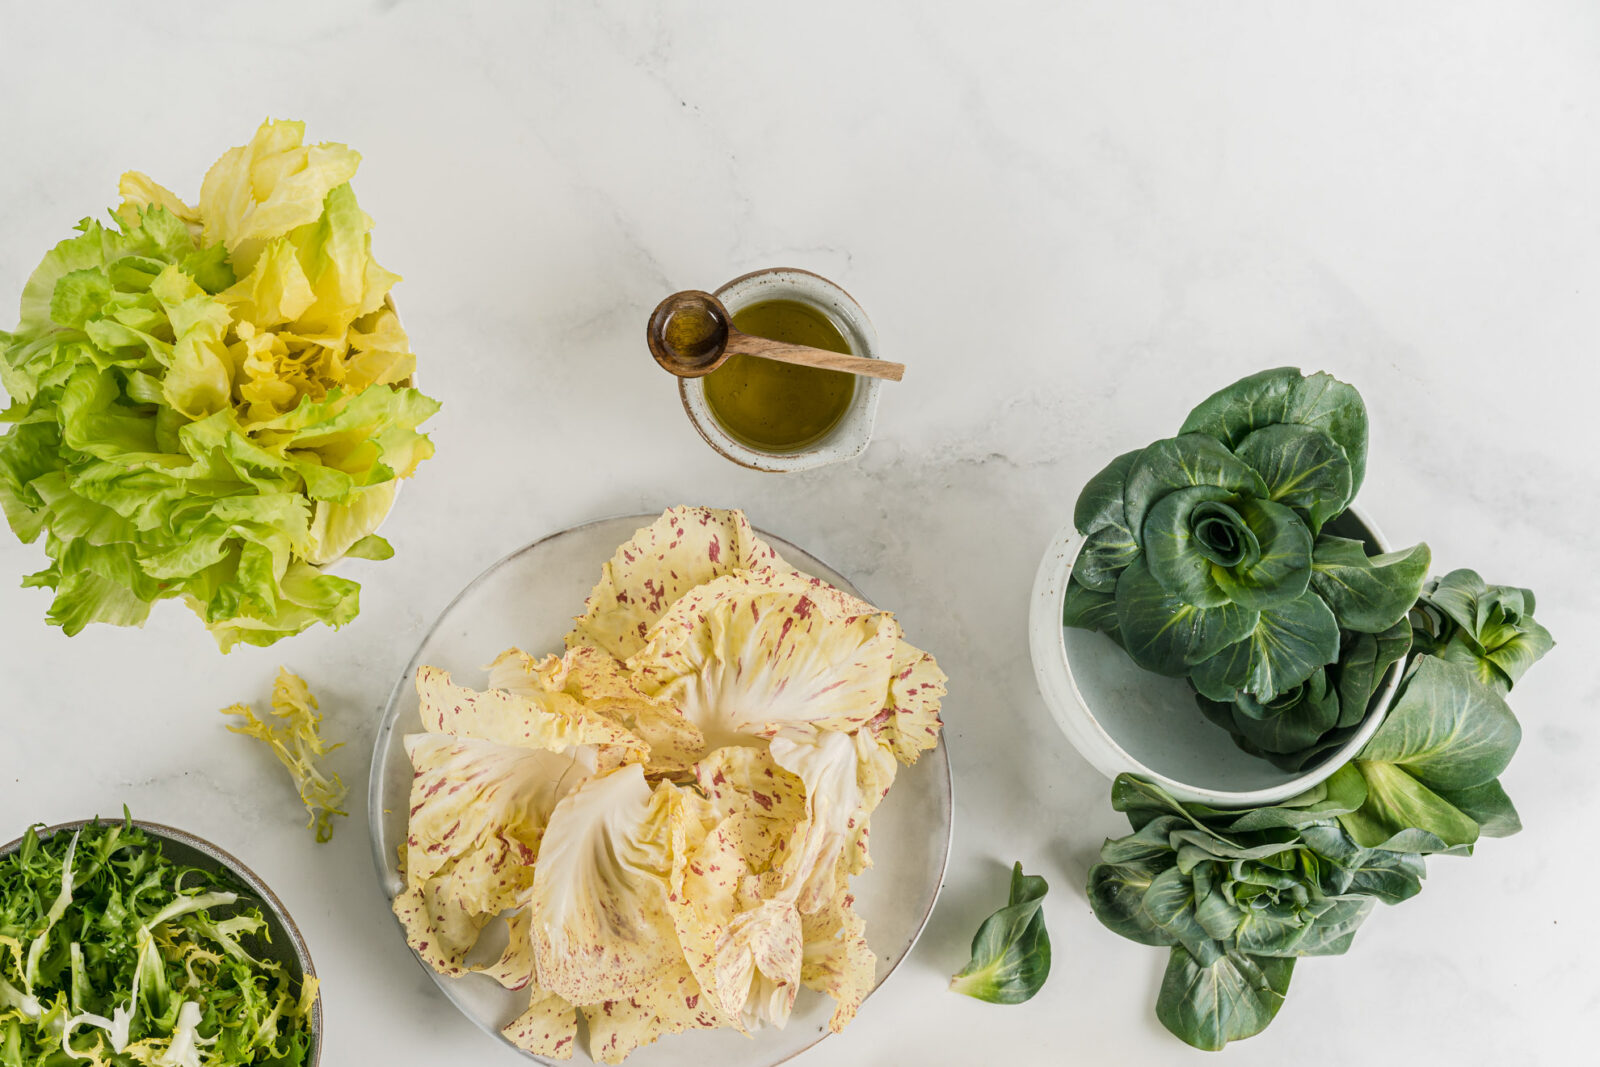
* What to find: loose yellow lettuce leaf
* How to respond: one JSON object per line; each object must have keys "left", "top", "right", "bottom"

{"left": 872, "top": 640, "right": 949, "bottom": 765}
{"left": 220, "top": 668, "right": 347, "bottom": 842}
{"left": 693, "top": 745, "right": 808, "bottom": 873}
{"left": 394, "top": 727, "right": 598, "bottom": 978}
{"left": 765, "top": 730, "right": 889, "bottom": 1029}
{"left": 767, "top": 730, "right": 870, "bottom": 909}
{"left": 750, "top": 565, "right": 878, "bottom": 621}
{"left": 477, "top": 907, "right": 538, "bottom": 991}
{"left": 567, "top": 506, "right": 790, "bottom": 660}
{"left": 400, "top": 734, "right": 589, "bottom": 899}
{"left": 199, "top": 119, "right": 360, "bottom": 271}
{"left": 479, "top": 910, "right": 583, "bottom": 1060}
{"left": 393, "top": 867, "right": 496, "bottom": 977}
{"left": 396, "top": 658, "right": 650, "bottom": 981}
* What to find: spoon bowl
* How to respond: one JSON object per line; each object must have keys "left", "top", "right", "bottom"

{"left": 648, "top": 290, "right": 733, "bottom": 376}
{"left": 649, "top": 289, "right": 905, "bottom": 382}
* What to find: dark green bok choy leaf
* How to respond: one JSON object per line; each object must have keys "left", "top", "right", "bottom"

{"left": 949, "top": 863, "right": 1051, "bottom": 1004}
{"left": 1087, "top": 774, "right": 1422, "bottom": 1050}
{"left": 1412, "top": 569, "right": 1554, "bottom": 693}
{"left": 1063, "top": 367, "right": 1429, "bottom": 759}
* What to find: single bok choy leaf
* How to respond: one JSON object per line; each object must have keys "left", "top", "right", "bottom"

{"left": 949, "top": 862, "right": 1051, "bottom": 1004}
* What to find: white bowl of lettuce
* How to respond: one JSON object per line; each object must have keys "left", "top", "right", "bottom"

{"left": 1030, "top": 506, "right": 1405, "bottom": 806}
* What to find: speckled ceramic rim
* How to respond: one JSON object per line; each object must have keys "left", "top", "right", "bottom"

{"left": 0, "top": 819, "right": 323, "bottom": 1066}
{"left": 1028, "top": 504, "right": 1403, "bottom": 808}
{"left": 678, "top": 268, "right": 883, "bottom": 473}
{"left": 367, "top": 513, "right": 953, "bottom": 1066}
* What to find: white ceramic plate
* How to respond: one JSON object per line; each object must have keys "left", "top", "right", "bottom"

{"left": 369, "top": 514, "right": 952, "bottom": 1066}
{"left": 1029, "top": 507, "right": 1401, "bottom": 806}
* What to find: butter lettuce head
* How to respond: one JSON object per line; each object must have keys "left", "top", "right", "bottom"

{"left": 0, "top": 120, "right": 437, "bottom": 649}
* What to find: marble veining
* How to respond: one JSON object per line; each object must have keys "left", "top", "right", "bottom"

{"left": 1, "top": 2, "right": 1596, "bottom": 1064}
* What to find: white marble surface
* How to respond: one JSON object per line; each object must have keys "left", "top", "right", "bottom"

{"left": 1, "top": 2, "right": 1596, "bottom": 1063}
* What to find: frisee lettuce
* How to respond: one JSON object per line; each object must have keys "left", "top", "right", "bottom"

{"left": 222, "top": 668, "right": 348, "bottom": 842}
{"left": 0, "top": 816, "right": 315, "bottom": 1065}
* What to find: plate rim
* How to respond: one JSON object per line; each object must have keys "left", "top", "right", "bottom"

{"left": 366, "top": 511, "right": 954, "bottom": 1065}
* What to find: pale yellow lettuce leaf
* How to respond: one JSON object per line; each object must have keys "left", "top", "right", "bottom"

{"left": 150, "top": 266, "right": 233, "bottom": 421}
{"left": 528, "top": 765, "right": 692, "bottom": 1006}
{"left": 477, "top": 907, "right": 537, "bottom": 991}
{"left": 400, "top": 733, "right": 589, "bottom": 898}
{"left": 220, "top": 237, "right": 315, "bottom": 329}
{"left": 489, "top": 646, "right": 704, "bottom": 775}
{"left": 115, "top": 172, "right": 200, "bottom": 238}
{"left": 581, "top": 958, "right": 730, "bottom": 1065}
{"left": 502, "top": 989, "right": 580, "bottom": 1060}
{"left": 479, "top": 910, "right": 582, "bottom": 1060}
{"left": 628, "top": 574, "right": 899, "bottom": 754}
{"left": 198, "top": 119, "right": 360, "bottom": 270}
{"left": 414, "top": 665, "right": 643, "bottom": 760}
{"left": 567, "top": 507, "right": 790, "bottom": 660}
{"left": 873, "top": 640, "right": 948, "bottom": 765}
{"left": 393, "top": 868, "right": 494, "bottom": 977}
{"left": 798, "top": 862, "right": 875, "bottom": 1033}
{"left": 670, "top": 748, "right": 808, "bottom": 1030}
{"left": 393, "top": 727, "right": 598, "bottom": 978}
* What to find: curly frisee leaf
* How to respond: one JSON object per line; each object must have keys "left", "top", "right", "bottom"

{"left": 0, "top": 818, "right": 315, "bottom": 1066}
{"left": 222, "top": 667, "right": 348, "bottom": 841}
{"left": 948, "top": 863, "right": 1051, "bottom": 1004}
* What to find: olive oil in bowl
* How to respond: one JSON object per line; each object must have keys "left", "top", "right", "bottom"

{"left": 702, "top": 299, "right": 856, "bottom": 453}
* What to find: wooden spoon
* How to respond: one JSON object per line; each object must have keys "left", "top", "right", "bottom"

{"left": 647, "top": 290, "right": 905, "bottom": 381}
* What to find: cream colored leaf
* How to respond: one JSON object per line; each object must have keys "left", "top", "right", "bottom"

{"left": 566, "top": 507, "right": 789, "bottom": 660}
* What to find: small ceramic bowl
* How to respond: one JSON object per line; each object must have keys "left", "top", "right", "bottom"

{"left": 679, "top": 268, "right": 882, "bottom": 472}
{"left": 1029, "top": 506, "right": 1403, "bottom": 807}
{"left": 0, "top": 819, "right": 322, "bottom": 1065}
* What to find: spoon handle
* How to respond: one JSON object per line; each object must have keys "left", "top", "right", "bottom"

{"left": 729, "top": 333, "right": 906, "bottom": 382}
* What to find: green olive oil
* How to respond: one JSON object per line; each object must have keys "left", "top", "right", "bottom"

{"left": 703, "top": 299, "right": 855, "bottom": 452}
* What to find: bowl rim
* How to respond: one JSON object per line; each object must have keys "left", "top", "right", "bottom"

{"left": 0, "top": 817, "right": 323, "bottom": 1066}
{"left": 1029, "top": 503, "right": 1404, "bottom": 807}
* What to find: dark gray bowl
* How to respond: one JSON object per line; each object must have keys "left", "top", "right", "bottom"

{"left": 0, "top": 819, "right": 322, "bottom": 1065}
